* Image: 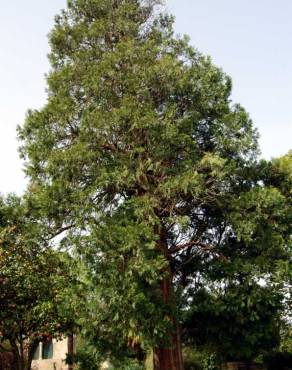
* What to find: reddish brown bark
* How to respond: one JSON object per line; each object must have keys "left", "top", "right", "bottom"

{"left": 153, "top": 232, "right": 184, "bottom": 370}
{"left": 153, "top": 330, "right": 184, "bottom": 370}
{"left": 153, "top": 277, "right": 184, "bottom": 369}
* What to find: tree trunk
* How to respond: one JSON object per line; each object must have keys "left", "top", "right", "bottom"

{"left": 153, "top": 324, "right": 184, "bottom": 370}
{"left": 25, "top": 357, "right": 33, "bottom": 370}
{"left": 153, "top": 268, "right": 184, "bottom": 369}
{"left": 10, "top": 340, "right": 22, "bottom": 370}
{"left": 10, "top": 338, "right": 35, "bottom": 370}
{"left": 67, "top": 333, "right": 74, "bottom": 370}
{"left": 26, "top": 341, "right": 39, "bottom": 370}
{"left": 151, "top": 228, "right": 184, "bottom": 370}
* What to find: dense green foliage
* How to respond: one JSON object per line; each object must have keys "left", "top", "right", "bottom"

{"left": 182, "top": 152, "right": 292, "bottom": 361}
{"left": 17, "top": 0, "right": 291, "bottom": 367}
{"left": 183, "top": 285, "right": 282, "bottom": 361}
{"left": 0, "top": 195, "right": 76, "bottom": 370}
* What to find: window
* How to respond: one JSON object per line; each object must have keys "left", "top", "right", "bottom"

{"left": 42, "top": 340, "right": 53, "bottom": 359}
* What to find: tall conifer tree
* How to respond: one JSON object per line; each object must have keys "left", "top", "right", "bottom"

{"left": 19, "top": 1, "right": 290, "bottom": 369}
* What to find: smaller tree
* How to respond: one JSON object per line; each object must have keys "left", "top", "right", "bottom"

{"left": 0, "top": 195, "right": 76, "bottom": 370}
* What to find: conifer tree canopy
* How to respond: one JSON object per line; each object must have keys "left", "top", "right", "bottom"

{"left": 18, "top": 1, "right": 290, "bottom": 369}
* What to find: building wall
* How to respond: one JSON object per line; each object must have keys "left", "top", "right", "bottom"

{"left": 31, "top": 338, "right": 69, "bottom": 370}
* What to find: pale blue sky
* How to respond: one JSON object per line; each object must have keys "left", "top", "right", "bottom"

{"left": 0, "top": 0, "right": 291, "bottom": 194}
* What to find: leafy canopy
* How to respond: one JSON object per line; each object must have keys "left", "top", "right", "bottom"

{"left": 0, "top": 195, "right": 77, "bottom": 369}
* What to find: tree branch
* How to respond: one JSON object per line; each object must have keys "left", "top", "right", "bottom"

{"left": 170, "top": 240, "right": 215, "bottom": 254}
{"left": 44, "top": 224, "right": 76, "bottom": 241}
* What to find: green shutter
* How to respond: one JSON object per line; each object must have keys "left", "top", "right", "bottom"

{"left": 42, "top": 340, "right": 53, "bottom": 359}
